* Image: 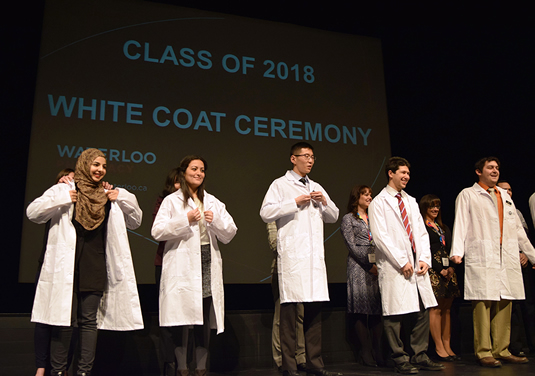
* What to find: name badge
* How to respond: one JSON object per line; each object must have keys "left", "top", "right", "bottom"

{"left": 368, "top": 253, "right": 376, "bottom": 264}
{"left": 442, "top": 257, "right": 449, "bottom": 267}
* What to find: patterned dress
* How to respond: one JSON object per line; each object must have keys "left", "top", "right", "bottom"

{"left": 341, "top": 213, "right": 381, "bottom": 315}
{"left": 426, "top": 223, "right": 460, "bottom": 299}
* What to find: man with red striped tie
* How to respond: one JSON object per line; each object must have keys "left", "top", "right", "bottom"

{"left": 369, "top": 157, "right": 444, "bottom": 374}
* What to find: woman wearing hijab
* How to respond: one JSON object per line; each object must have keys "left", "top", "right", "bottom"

{"left": 152, "top": 155, "right": 237, "bottom": 376}
{"left": 27, "top": 148, "right": 143, "bottom": 376}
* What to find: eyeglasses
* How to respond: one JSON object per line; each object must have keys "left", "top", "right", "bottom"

{"left": 293, "top": 154, "right": 316, "bottom": 161}
{"left": 430, "top": 205, "right": 441, "bottom": 209}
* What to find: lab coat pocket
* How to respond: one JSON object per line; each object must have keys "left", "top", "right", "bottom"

{"left": 170, "top": 246, "right": 195, "bottom": 277}
{"left": 43, "top": 244, "right": 65, "bottom": 274}
{"left": 282, "top": 233, "right": 309, "bottom": 259}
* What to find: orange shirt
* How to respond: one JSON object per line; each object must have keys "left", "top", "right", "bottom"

{"left": 478, "top": 181, "right": 503, "bottom": 244}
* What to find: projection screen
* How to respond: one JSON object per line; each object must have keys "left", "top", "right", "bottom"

{"left": 20, "top": 0, "right": 391, "bottom": 284}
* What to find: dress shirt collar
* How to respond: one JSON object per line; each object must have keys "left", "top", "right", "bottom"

{"left": 385, "top": 184, "right": 403, "bottom": 198}
{"left": 290, "top": 170, "right": 308, "bottom": 184}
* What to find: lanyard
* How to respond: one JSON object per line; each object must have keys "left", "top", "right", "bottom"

{"left": 357, "top": 212, "right": 373, "bottom": 245}
{"left": 427, "top": 220, "right": 445, "bottom": 246}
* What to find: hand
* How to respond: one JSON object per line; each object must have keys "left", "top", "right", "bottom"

{"left": 369, "top": 264, "right": 378, "bottom": 276}
{"left": 450, "top": 255, "right": 462, "bottom": 264}
{"left": 105, "top": 189, "right": 119, "bottom": 201}
{"left": 102, "top": 181, "right": 113, "bottom": 190}
{"left": 416, "top": 261, "right": 429, "bottom": 275}
{"left": 58, "top": 175, "right": 73, "bottom": 184}
{"left": 520, "top": 252, "right": 528, "bottom": 268}
{"left": 440, "top": 269, "right": 448, "bottom": 277}
{"left": 401, "top": 262, "right": 414, "bottom": 278}
{"left": 69, "top": 190, "right": 77, "bottom": 203}
{"left": 447, "top": 267, "right": 454, "bottom": 280}
{"left": 188, "top": 208, "right": 201, "bottom": 223}
{"left": 310, "top": 191, "right": 327, "bottom": 205}
{"left": 204, "top": 210, "right": 214, "bottom": 223}
{"left": 295, "top": 194, "right": 311, "bottom": 206}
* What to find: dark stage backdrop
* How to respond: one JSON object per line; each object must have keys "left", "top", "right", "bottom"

{"left": 20, "top": 0, "right": 391, "bottom": 284}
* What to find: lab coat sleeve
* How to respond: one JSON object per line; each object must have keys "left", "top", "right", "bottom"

{"left": 319, "top": 190, "right": 339, "bottom": 223}
{"left": 530, "top": 193, "right": 535, "bottom": 229}
{"left": 260, "top": 182, "right": 298, "bottom": 223}
{"left": 206, "top": 199, "right": 237, "bottom": 245}
{"left": 151, "top": 197, "right": 193, "bottom": 241}
{"left": 115, "top": 188, "right": 142, "bottom": 230}
{"left": 517, "top": 209, "right": 535, "bottom": 264}
{"left": 368, "top": 198, "right": 409, "bottom": 269}
{"left": 27, "top": 184, "right": 72, "bottom": 224}
{"left": 450, "top": 190, "right": 469, "bottom": 259}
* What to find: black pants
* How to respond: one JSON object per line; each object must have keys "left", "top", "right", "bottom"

{"left": 280, "top": 302, "right": 324, "bottom": 371}
{"left": 383, "top": 298, "right": 430, "bottom": 364}
{"left": 50, "top": 292, "right": 102, "bottom": 375}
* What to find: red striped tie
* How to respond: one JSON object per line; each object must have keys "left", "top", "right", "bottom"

{"left": 396, "top": 193, "right": 415, "bottom": 252}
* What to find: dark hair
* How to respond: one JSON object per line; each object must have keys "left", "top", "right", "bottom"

{"left": 290, "top": 142, "right": 314, "bottom": 156}
{"left": 346, "top": 185, "right": 372, "bottom": 217}
{"left": 419, "top": 194, "right": 443, "bottom": 228}
{"left": 160, "top": 167, "right": 180, "bottom": 198}
{"left": 55, "top": 168, "right": 74, "bottom": 184}
{"left": 385, "top": 156, "right": 410, "bottom": 180}
{"left": 177, "top": 155, "right": 208, "bottom": 206}
{"left": 474, "top": 156, "right": 500, "bottom": 173}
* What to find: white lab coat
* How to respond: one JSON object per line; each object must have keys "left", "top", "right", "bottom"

{"left": 529, "top": 192, "right": 535, "bottom": 228}
{"left": 368, "top": 187, "right": 437, "bottom": 316}
{"left": 27, "top": 181, "right": 143, "bottom": 330}
{"left": 151, "top": 189, "right": 237, "bottom": 334}
{"left": 259, "top": 171, "right": 339, "bottom": 303}
{"left": 450, "top": 183, "right": 535, "bottom": 301}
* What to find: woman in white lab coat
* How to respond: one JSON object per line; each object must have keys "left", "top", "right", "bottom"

{"left": 152, "top": 155, "right": 237, "bottom": 376}
{"left": 27, "top": 148, "right": 143, "bottom": 376}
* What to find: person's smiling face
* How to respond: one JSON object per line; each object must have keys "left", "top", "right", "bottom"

{"left": 90, "top": 157, "right": 107, "bottom": 182}
{"left": 185, "top": 159, "right": 205, "bottom": 191}
{"left": 388, "top": 165, "right": 410, "bottom": 192}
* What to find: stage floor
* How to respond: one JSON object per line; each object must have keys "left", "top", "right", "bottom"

{"left": 6, "top": 355, "right": 535, "bottom": 376}
{"left": 200, "top": 356, "right": 535, "bottom": 376}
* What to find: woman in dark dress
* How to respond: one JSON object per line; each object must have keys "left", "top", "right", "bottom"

{"left": 341, "top": 184, "right": 383, "bottom": 367}
{"left": 419, "top": 194, "right": 460, "bottom": 361}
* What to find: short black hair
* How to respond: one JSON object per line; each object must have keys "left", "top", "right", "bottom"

{"left": 290, "top": 142, "right": 314, "bottom": 156}
{"left": 385, "top": 156, "right": 410, "bottom": 180}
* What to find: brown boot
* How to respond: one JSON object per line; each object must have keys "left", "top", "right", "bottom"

{"left": 195, "top": 370, "right": 206, "bottom": 376}
{"left": 177, "top": 370, "right": 190, "bottom": 376}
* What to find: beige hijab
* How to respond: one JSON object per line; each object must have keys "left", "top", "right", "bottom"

{"left": 74, "top": 148, "right": 108, "bottom": 230}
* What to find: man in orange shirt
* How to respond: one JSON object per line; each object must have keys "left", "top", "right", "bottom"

{"left": 450, "top": 157, "right": 535, "bottom": 367}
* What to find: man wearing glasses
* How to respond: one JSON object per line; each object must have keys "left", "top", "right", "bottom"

{"left": 260, "top": 142, "right": 339, "bottom": 376}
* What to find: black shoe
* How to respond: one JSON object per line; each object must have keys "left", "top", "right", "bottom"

{"left": 297, "top": 363, "right": 307, "bottom": 372}
{"left": 436, "top": 355, "right": 454, "bottom": 362}
{"left": 411, "top": 359, "right": 445, "bottom": 371}
{"left": 361, "top": 351, "right": 377, "bottom": 367}
{"left": 282, "top": 371, "right": 300, "bottom": 376}
{"left": 394, "top": 362, "right": 418, "bottom": 374}
{"left": 306, "top": 369, "right": 343, "bottom": 376}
